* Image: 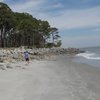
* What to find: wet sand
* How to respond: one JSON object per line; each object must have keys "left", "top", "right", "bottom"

{"left": 0, "top": 56, "right": 100, "bottom": 100}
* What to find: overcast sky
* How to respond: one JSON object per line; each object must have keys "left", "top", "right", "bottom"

{"left": 1, "top": 0, "right": 100, "bottom": 48}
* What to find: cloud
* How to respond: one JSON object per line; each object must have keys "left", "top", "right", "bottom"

{"left": 28, "top": 4, "right": 100, "bottom": 30}
{"left": 62, "top": 35, "right": 100, "bottom": 48}
{"left": 9, "top": 0, "right": 46, "bottom": 12}
{"left": 41, "top": 6, "right": 100, "bottom": 30}
{"left": 6, "top": 0, "right": 100, "bottom": 47}
{"left": 8, "top": 0, "right": 100, "bottom": 30}
{"left": 0, "top": 0, "right": 4, "bottom": 2}
{"left": 92, "top": 27, "right": 100, "bottom": 32}
{"left": 50, "top": 3, "right": 64, "bottom": 9}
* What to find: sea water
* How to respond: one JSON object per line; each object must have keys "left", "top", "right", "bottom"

{"left": 74, "top": 46, "right": 100, "bottom": 68}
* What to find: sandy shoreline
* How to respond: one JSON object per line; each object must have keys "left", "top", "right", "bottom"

{"left": 0, "top": 56, "right": 100, "bottom": 100}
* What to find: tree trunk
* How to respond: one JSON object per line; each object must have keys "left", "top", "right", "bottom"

{"left": 52, "top": 33, "right": 54, "bottom": 47}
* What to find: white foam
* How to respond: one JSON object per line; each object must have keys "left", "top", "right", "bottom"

{"left": 76, "top": 52, "right": 100, "bottom": 60}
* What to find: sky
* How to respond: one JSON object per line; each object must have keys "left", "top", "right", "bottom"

{"left": 1, "top": 0, "right": 100, "bottom": 48}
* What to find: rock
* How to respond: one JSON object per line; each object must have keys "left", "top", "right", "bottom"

{"left": 0, "top": 58, "right": 4, "bottom": 63}
{"left": 6, "top": 64, "right": 13, "bottom": 69}
{"left": 0, "top": 51, "right": 6, "bottom": 57}
{"left": 15, "top": 65, "right": 22, "bottom": 68}
{"left": 12, "top": 54, "right": 19, "bottom": 59}
{"left": 0, "top": 47, "right": 81, "bottom": 62}
{"left": 10, "top": 59, "right": 17, "bottom": 63}
{"left": 0, "top": 63, "right": 6, "bottom": 70}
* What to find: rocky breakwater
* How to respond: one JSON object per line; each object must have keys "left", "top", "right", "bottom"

{"left": 0, "top": 47, "right": 80, "bottom": 70}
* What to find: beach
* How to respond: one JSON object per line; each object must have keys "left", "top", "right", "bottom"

{"left": 0, "top": 55, "right": 100, "bottom": 100}
{"left": 0, "top": 1, "right": 100, "bottom": 100}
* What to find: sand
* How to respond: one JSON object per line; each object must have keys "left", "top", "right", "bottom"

{"left": 0, "top": 56, "right": 100, "bottom": 100}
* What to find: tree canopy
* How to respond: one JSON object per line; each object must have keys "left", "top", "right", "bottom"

{"left": 0, "top": 3, "right": 61, "bottom": 48}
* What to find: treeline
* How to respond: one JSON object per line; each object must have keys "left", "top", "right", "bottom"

{"left": 0, "top": 3, "right": 61, "bottom": 48}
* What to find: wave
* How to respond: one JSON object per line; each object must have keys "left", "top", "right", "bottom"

{"left": 76, "top": 52, "right": 100, "bottom": 60}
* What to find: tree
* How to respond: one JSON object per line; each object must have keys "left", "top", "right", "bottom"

{"left": 49, "top": 27, "right": 61, "bottom": 47}
{"left": 36, "top": 20, "right": 51, "bottom": 47}
{"left": 0, "top": 3, "right": 15, "bottom": 47}
{"left": 0, "top": 3, "right": 61, "bottom": 48}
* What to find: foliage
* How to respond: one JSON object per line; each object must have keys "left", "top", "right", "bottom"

{"left": 0, "top": 3, "right": 61, "bottom": 48}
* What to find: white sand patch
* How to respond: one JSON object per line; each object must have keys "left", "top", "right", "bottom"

{"left": 0, "top": 59, "right": 99, "bottom": 100}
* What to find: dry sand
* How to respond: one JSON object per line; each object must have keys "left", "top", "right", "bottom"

{"left": 0, "top": 56, "right": 100, "bottom": 100}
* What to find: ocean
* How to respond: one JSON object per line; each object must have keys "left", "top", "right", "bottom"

{"left": 74, "top": 46, "right": 100, "bottom": 68}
